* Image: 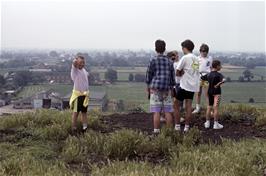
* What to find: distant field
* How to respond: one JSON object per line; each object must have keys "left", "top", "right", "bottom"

{"left": 17, "top": 81, "right": 265, "bottom": 111}
{"left": 16, "top": 84, "right": 73, "bottom": 98}
{"left": 92, "top": 66, "right": 266, "bottom": 81}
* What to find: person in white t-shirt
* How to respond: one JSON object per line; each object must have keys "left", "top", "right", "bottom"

{"left": 192, "top": 44, "right": 213, "bottom": 114}
{"left": 175, "top": 40, "right": 200, "bottom": 133}
{"left": 165, "top": 51, "right": 185, "bottom": 123}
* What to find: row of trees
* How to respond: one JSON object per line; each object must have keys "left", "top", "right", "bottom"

{"left": 104, "top": 69, "right": 146, "bottom": 83}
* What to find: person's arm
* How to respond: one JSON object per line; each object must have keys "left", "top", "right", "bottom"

{"left": 214, "top": 74, "right": 226, "bottom": 88}
{"left": 170, "top": 62, "right": 176, "bottom": 91}
{"left": 71, "top": 59, "right": 78, "bottom": 81}
{"left": 176, "top": 57, "right": 185, "bottom": 76}
{"left": 145, "top": 60, "right": 155, "bottom": 99}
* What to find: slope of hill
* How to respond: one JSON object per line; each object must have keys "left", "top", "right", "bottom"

{"left": 0, "top": 104, "right": 265, "bottom": 176}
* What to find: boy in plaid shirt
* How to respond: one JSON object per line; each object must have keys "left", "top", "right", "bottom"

{"left": 146, "top": 39, "right": 175, "bottom": 134}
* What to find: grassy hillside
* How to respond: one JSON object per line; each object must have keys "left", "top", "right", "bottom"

{"left": 0, "top": 104, "right": 265, "bottom": 175}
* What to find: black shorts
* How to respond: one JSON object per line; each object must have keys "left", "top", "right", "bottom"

{"left": 76, "top": 96, "right": 88, "bottom": 113}
{"left": 176, "top": 87, "right": 194, "bottom": 101}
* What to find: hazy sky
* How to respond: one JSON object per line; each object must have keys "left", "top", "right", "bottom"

{"left": 1, "top": 1, "right": 265, "bottom": 52}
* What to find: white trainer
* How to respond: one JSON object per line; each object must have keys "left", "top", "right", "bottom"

{"left": 192, "top": 108, "right": 201, "bottom": 114}
{"left": 175, "top": 125, "right": 181, "bottom": 131}
{"left": 204, "top": 121, "right": 210, "bottom": 129}
{"left": 213, "top": 122, "right": 224, "bottom": 129}
{"left": 184, "top": 126, "right": 189, "bottom": 133}
{"left": 160, "top": 117, "right": 166, "bottom": 122}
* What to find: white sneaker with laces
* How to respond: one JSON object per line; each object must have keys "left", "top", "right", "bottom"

{"left": 160, "top": 117, "right": 166, "bottom": 122}
{"left": 204, "top": 121, "right": 210, "bottom": 129}
{"left": 192, "top": 108, "right": 200, "bottom": 114}
{"left": 184, "top": 126, "right": 189, "bottom": 133}
{"left": 175, "top": 125, "right": 181, "bottom": 131}
{"left": 213, "top": 122, "right": 223, "bottom": 129}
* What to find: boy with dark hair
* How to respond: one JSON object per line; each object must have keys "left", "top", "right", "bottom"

{"left": 175, "top": 39, "right": 200, "bottom": 132}
{"left": 204, "top": 60, "right": 225, "bottom": 129}
{"left": 193, "top": 43, "right": 213, "bottom": 114}
{"left": 146, "top": 39, "right": 175, "bottom": 134}
{"left": 69, "top": 55, "right": 90, "bottom": 132}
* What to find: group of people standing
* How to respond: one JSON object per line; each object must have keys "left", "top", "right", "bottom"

{"left": 146, "top": 39, "right": 225, "bottom": 134}
{"left": 68, "top": 39, "right": 225, "bottom": 134}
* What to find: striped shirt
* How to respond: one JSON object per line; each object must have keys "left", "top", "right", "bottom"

{"left": 146, "top": 54, "right": 175, "bottom": 91}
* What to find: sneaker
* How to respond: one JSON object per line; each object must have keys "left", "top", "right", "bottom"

{"left": 160, "top": 117, "right": 166, "bottom": 122}
{"left": 184, "top": 126, "right": 189, "bottom": 133}
{"left": 192, "top": 108, "right": 200, "bottom": 114}
{"left": 213, "top": 122, "right": 223, "bottom": 129}
{"left": 175, "top": 125, "right": 181, "bottom": 131}
{"left": 180, "top": 117, "right": 185, "bottom": 123}
{"left": 204, "top": 121, "right": 210, "bottom": 129}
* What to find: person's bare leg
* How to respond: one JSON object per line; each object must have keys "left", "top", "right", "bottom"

{"left": 193, "top": 86, "right": 202, "bottom": 113}
{"left": 72, "top": 112, "right": 79, "bottom": 130}
{"left": 173, "top": 99, "right": 179, "bottom": 121}
{"left": 153, "top": 112, "right": 160, "bottom": 133}
{"left": 213, "top": 95, "right": 221, "bottom": 121}
{"left": 203, "top": 87, "right": 209, "bottom": 107}
{"left": 81, "top": 112, "right": 88, "bottom": 130}
{"left": 206, "top": 106, "right": 211, "bottom": 121}
{"left": 184, "top": 99, "right": 192, "bottom": 132}
{"left": 213, "top": 105, "right": 218, "bottom": 121}
{"left": 165, "top": 112, "right": 173, "bottom": 128}
{"left": 185, "top": 99, "right": 192, "bottom": 125}
{"left": 204, "top": 105, "right": 212, "bottom": 128}
{"left": 213, "top": 95, "right": 223, "bottom": 129}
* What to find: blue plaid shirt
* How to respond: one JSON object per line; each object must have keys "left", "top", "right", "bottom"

{"left": 146, "top": 54, "right": 176, "bottom": 91}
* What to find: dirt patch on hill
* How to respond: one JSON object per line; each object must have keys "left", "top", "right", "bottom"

{"left": 101, "top": 112, "right": 266, "bottom": 143}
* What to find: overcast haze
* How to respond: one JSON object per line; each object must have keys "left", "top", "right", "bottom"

{"left": 1, "top": 1, "right": 265, "bottom": 52}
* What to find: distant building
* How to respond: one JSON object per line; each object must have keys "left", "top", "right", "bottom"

{"left": 45, "top": 72, "right": 72, "bottom": 84}
{"left": 13, "top": 90, "right": 61, "bottom": 109}
{"left": 62, "top": 91, "right": 108, "bottom": 112}
{"left": 29, "top": 68, "right": 52, "bottom": 72}
{"left": 13, "top": 90, "right": 108, "bottom": 112}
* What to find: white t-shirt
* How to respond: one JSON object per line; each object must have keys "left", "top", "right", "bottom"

{"left": 176, "top": 53, "right": 200, "bottom": 92}
{"left": 199, "top": 56, "right": 213, "bottom": 75}
{"left": 173, "top": 61, "right": 181, "bottom": 84}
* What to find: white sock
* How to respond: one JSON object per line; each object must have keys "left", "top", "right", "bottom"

{"left": 82, "top": 123, "right": 88, "bottom": 130}
{"left": 214, "top": 121, "right": 218, "bottom": 125}
{"left": 205, "top": 120, "right": 210, "bottom": 123}
{"left": 184, "top": 124, "right": 189, "bottom": 129}
{"left": 175, "top": 124, "right": 181, "bottom": 128}
{"left": 153, "top": 128, "right": 160, "bottom": 133}
{"left": 196, "top": 104, "right": 200, "bottom": 110}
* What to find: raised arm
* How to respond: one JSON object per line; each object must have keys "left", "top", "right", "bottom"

{"left": 71, "top": 59, "right": 78, "bottom": 81}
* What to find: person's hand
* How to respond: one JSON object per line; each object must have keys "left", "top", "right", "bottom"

{"left": 180, "top": 70, "right": 185, "bottom": 76}
{"left": 214, "top": 84, "right": 219, "bottom": 88}
{"left": 73, "top": 59, "right": 78, "bottom": 68}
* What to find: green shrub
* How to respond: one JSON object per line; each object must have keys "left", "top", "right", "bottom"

{"left": 61, "top": 136, "right": 85, "bottom": 163}
{"left": 103, "top": 129, "right": 148, "bottom": 160}
{"left": 182, "top": 127, "right": 202, "bottom": 147}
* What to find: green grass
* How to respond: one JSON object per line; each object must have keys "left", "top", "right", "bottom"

{"left": 16, "top": 84, "right": 73, "bottom": 98}
{"left": 222, "top": 66, "right": 266, "bottom": 80}
{"left": 222, "top": 82, "right": 266, "bottom": 103}
{"left": 0, "top": 107, "right": 265, "bottom": 176}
